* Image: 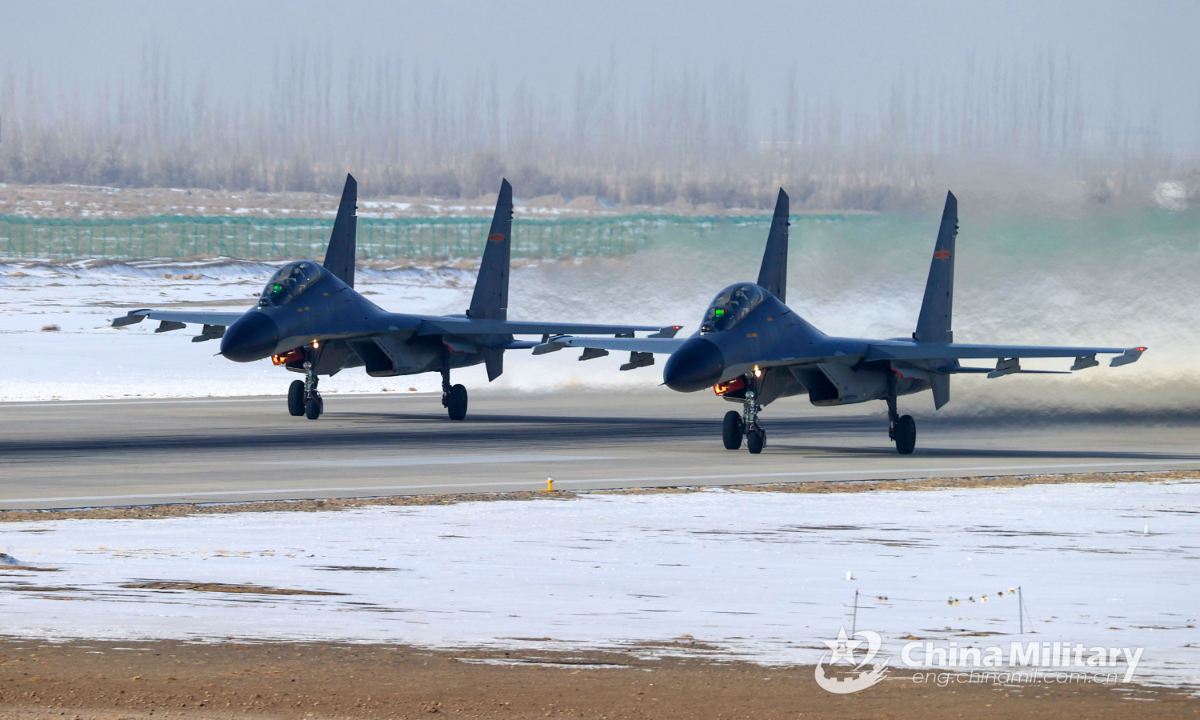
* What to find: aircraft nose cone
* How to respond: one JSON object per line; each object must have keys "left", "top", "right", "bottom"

{"left": 663, "top": 337, "right": 725, "bottom": 392}
{"left": 220, "top": 312, "right": 280, "bottom": 362}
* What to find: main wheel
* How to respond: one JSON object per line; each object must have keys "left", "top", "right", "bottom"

{"left": 446, "top": 384, "right": 468, "bottom": 421}
{"left": 287, "top": 380, "right": 305, "bottom": 416}
{"left": 747, "top": 427, "right": 765, "bottom": 454}
{"left": 722, "top": 411, "right": 744, "bottom": 450}
{"left": 895, "top": 415, "right": 916, "bottom": 454}
{"left": 305, "top": 397, "right": 322, "bottom": 420}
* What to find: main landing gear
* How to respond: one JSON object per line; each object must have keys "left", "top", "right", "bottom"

{"left": 288, "top": 361, "right": 324, "bottom": 420}
{"left": 722, "top": 386, "right": 766, "bottom": 454}
{"left": 886, "top": 372, "right": 916, "bottom": 454}
{"left": 441, "top": 358, "right": 468, "bottom": 421}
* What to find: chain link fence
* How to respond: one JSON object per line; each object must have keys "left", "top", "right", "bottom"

{"left": 0, "top": 213, "right": 857, "bottom": 261}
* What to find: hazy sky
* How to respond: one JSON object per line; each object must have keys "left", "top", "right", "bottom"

{"left": 3, "top": 0, "right": 1198, "bottom": 146}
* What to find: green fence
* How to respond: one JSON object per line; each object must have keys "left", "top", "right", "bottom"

{"left": 0, "top": 213, "right": 857, "bottom": 261}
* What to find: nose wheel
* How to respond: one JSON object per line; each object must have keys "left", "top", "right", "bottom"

{"left": 290, "top": 361, "right": 323, "bottom": 420}
{"left": 288, "top": 380, "right": 305, "bottom": 416}
{"left": 722, "top": 411, "right": 743, "bottom": 449}
{"left": 721, "top": 387, "right": 766, "bottom": 453}
{"left": 746, "top": 426, "right": 766, "bottom": 454}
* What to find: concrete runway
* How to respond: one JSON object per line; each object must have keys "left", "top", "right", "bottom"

{"left": 2, "top": 389, "right": 1199, "bottom": 509}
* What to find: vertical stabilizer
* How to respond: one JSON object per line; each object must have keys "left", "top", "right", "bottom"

{"left": 322, "top": 174, "right": 358, "bottom": 287}
{"left": 468, "top": 179, "right": 514, "bottom": 381}
{"left": 756, "top": 189, "right": 790, "bottom": 303}
{"left": 469, "top": 178, "right": 513, "bottom": 321}
{"left": 915, "top": 191, "right": 957, "bottom": 344}
{"left": 916, "top": 191, "right": 957, "bottom": 410}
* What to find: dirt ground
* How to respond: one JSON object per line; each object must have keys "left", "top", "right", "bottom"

{"left": 0, "top": 639, "right": 1195, "bottom": 720}
{"left": 0, "top": 470, "right": 1192, "bottom": 523}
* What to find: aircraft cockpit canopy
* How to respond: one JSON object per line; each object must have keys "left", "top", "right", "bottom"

{"left": 260, "top": 261, "right": 325, "bottom": 307}
{"left": 701, "top": 283, "right": 765, "bottom": 332}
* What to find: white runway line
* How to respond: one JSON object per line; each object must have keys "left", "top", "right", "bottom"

{"left": 0, "top": 393, "right": 438, "bottom": 409}
{"left": 263, "top": 454, "right": 615, "bottom": 468}
{"left": 1, "top": 459, "right": 1196, "bottom": 507}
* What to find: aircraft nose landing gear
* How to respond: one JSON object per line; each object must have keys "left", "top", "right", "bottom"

{"left": 720, "top": 382, "right": 765, "bottom": 453}
{"left": 744, "top": 390, "right": 766, "bottom": 454}
{"left": 291, "top": 360, "right": 322, "bottom": 420}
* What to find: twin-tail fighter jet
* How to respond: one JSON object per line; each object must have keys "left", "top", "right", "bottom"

{"left": 548, "top": 189, "right": 1146, "bottom": 454}
{"left": 112, "top": 175, "right": 673, "bottom": 420}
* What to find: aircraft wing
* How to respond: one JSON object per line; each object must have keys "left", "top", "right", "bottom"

{"left": 551, "top": 335, "right": 689, "bottom": 354}
{"left": 416, "top": 318, "right": 674, "bottom": 338}
{"left": 865, "top": 341, "right": 1146, "bottom": 368}
{"left": 111, "top": 309, "right": 246, "bottom": 342}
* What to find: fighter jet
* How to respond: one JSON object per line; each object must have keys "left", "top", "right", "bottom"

{"left": 111, "top": 175, "right": 673, "bottom": 420}
{"left": 546, "top": 189, "right": 1146, "bottom": 454}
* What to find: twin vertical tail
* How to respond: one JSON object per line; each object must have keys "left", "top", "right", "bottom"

{"left": 915, "top": 190, "right": 958, "bottom": 409}
{"left": 322, "top": 174, "right": 359, "bottom": 288}
{"left": 468, "top": 179, "right": 514, "bottom": 380}
{"left": 469, "top": 178, "right": 514, "bottom": 322}
{"left": 756, "top": 189, "right": 790, "bottom": 303}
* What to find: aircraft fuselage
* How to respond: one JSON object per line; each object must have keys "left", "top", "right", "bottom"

{"left": 662, "top": 285, "right": 930, "bottom": 408}
{"left": 220, "top": 264, "right": 488, "bottom": 378}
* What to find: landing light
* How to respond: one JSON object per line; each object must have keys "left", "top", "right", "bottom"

{"left": 312, "top": 339, "right": 320, "bottom": 349}
{"left": 714, "top": 376, "right": 747, "bottom": 396}
{"left": 272, "top": 348, "right": 305, "bottom": 366}
{"left": 753, "top": 365, "right": 762, "bottom": 378}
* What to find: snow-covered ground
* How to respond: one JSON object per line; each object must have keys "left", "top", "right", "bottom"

{"left": 1, "top": 481, "right": 1197, "bottom": 686}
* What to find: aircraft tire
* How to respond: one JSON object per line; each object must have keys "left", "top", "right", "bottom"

{"left": 447, "top": 384, "right": 468, "bottom": 421}
{"left": 288, "top": 380, "right": 305, "bottom": 416}
{"left": 747, "top": 427, "right": 765, "bottom": 455}
{"left": 895, "top": 415, "right": 916, "bottom": 454}
{"left": 305, "top": 397, "right": 321, "bottom": 420}
{"left": 722, "top": 411, "right": 743, "bottom": 450}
